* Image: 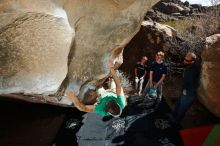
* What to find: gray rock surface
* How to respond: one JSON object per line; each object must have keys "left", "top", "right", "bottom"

{"left": 0, "top": 10, "right": 73, "bottom": 95}
{"left": 0, "top": 0, "right": 159, "bottom": 105}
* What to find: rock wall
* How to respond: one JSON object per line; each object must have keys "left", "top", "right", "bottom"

{"left": 198, "top": 34, "right": 220, "bottom": 117}
{"left": 0, "top": 0, "right": 159, "bottom": 104}
{"left": 0, "top": 1, "right": 74, "bottom": 95}
{"left": 63, "top": 0, "right": 159, "bottom": 101}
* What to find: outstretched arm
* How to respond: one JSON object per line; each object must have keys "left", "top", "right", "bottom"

{"left": 109, "top": 60, "right": 127, "bottom": 106}
{"left": 66, "top": 91, "right": 94, "bottom": 112}
{"left": 109, "top": 61, "right": 122, "bottom": 96}
{"left": 149, "top": 71, "right": 153, "bottom": 87}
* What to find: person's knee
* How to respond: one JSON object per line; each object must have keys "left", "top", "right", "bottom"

{"left": 140, "top": 79, "right": 144, "bottom": 84}
{"left": 135, "top": 78, "right": 139, "bottom": 83}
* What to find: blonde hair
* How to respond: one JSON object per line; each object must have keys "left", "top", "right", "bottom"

{"left": 156, "top": 51, "right": 165, "bottom": 59}
{"left": 188, "top": 52, "right": 197, "bottom": 61}
{"left": 142, "top": 56, "right": 148, "bottom": 60}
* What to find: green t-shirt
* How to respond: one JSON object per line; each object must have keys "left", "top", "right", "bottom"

{"left": 94, "top": 92, "right": 126, "bottom": 117}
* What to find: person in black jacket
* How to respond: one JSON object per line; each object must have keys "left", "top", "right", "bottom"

{"left": 134, "top": 56, "right": 148, "bottom": 96}
{"left": 172, "top": 52, "right": 201, "bottom": 123}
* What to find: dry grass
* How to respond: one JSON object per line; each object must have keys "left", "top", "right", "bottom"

{"left": 162, "top": 18, "right": 219, "bottom": 58}
{"left": 162, "top": 18, "right": 219, "bottom": 34}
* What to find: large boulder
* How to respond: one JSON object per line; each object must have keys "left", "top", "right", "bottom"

{"left": 145, "top": 9, "right": 179, "bottom": 22}
{"left": 0, "top": 0, "right": 159, "bottom": 105}
{"left": 153, "top": 2, "right": 184, "bottom": 14}
{"left": 0, "top": 1, "right": 74, "bottom": 95}
{"left": 198, "top": 34, "right": 220, "bottom": 117}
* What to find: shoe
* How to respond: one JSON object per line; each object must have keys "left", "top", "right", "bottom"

{"left": 138, "top": 91, "right": 141, "bottom": 96}
{"left": 158, "top": 95, "right": 162, "bottom": 101}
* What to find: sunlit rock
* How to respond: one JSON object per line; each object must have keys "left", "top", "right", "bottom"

{"left": 0, "top": 4, "right": 73, "bottom": 95}
{"left": 0, "top": 0, "right": 159, "bottom": 105}
{"left": 198, "top": 34, "right": 220, "bottom": 117}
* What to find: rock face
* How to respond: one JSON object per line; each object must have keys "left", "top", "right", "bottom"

{"left": 0, "top": 0, "right": 159, "bottom": 104}
{"left": 0, "top": 1, "right": 74, "bottom": 95}
{"left": 198, "top": 34, "right": 220, "bottom": 117}
{"left": 62, "top": 0, "right": 158, "bottom": 101}
{"left": 0, "top": 14, "right": 73, "bottom": 95}
{"left": 154, "top": 2, "right": 184, "bottom": 14}
{"left": 149, "top": 0, "right": 188, "bottom": 22}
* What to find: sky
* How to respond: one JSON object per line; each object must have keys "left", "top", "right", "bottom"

{"left": 180, "top": 0, "right": 212, "bottom": 6}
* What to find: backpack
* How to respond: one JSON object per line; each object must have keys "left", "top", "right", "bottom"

{"left": 149, "top": 88, "right": 157, "bottom": 98}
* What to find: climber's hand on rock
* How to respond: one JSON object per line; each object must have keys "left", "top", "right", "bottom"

{"left": 66, "top": 91, "right": 78, "bottom": 102}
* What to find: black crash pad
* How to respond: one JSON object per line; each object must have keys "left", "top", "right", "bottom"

{"left": 55, "top": 96, "right": 184, "bottom": 146}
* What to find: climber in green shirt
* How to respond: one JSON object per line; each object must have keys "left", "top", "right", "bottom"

{"left": 66, "top": 60, "right": 127, "bottom": 117}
